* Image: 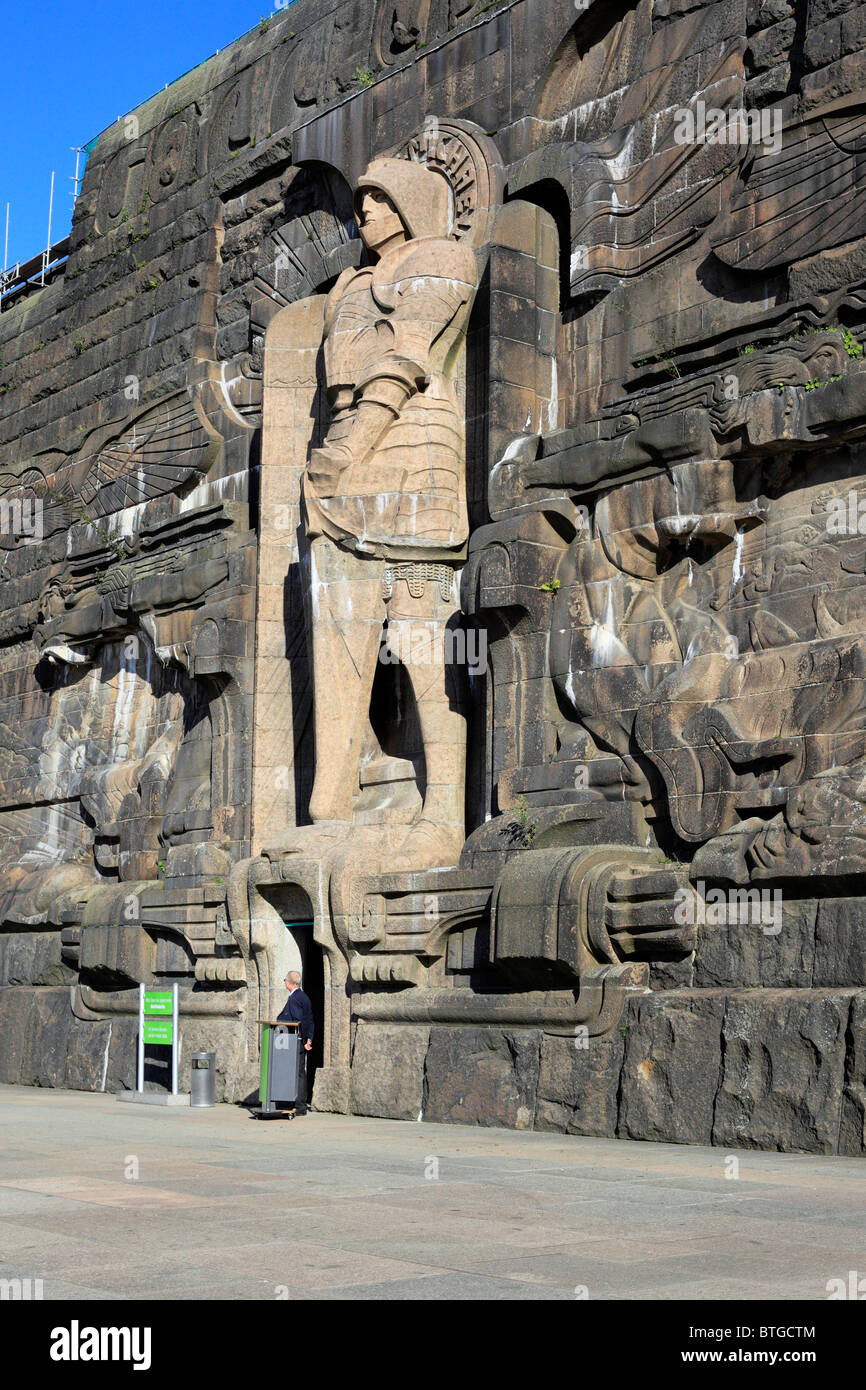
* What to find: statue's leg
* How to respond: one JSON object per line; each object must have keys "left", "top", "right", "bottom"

{"left": 387, "top": 577, "right": 467, "bottom": 864}
{"left": 308, "top": 538, "right": 385, "bottom": 824}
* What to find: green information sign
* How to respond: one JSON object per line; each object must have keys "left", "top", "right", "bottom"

{"left": 143, "top": 1020, "right": 174, "bottom": 1044}
{"left": 136, "top": 983, "right": 179, "bottom": 1094}
{"left": 144, "top": 991, "right": 173, "bottom": 1015}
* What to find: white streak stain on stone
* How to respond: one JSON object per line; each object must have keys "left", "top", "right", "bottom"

{"left": 603, "top": 128, "right": 636, "bottom": 184}
{"left": 100, "top": 1022, "right": 113, "bottom": 1091}
{"left": 588, "top": 581, "right": 619, "bottom": 668}
{"left": 731, "top": 526, "right": 744, "bottom": 587}
{"left": 548, "top": 357, "right": 558, "bottom": 432}
{"left": 178, "top": 469, "right": 246, "bottom": 514}
{"left": 111, "top": 647, "right": 137, "bottom": 762}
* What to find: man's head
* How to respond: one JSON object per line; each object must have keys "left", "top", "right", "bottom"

{"left": 354, "top": 157, "right": 453, "bottom": 256}
{"left": 284, "top": 970, "right": 301, "bottom": 992}
{"left": 357, "top": 187, "right": 407, "bottom": 256}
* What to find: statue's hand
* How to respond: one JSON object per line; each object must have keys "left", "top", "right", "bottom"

{"left": 308, "top": 444, "right": 352, "bottom": 496}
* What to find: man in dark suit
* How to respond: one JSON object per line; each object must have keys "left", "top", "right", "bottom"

{"left": 277, "top": 971, "right": 313, "bottom": 1114}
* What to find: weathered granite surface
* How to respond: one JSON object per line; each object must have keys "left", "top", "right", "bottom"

{"left": 2, "top": 0, "right": 866, "bottom": 1151}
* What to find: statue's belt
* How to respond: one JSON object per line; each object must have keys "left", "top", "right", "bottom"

{"left": 382, "top": 562, "right": 455, "bottom": 600}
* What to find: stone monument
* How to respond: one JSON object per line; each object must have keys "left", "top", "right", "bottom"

{"left": 1, "top": 0, "right": 866, "bottom": 1153}
{"left": 270, "top": 152, "right": 479, "bottom": 868}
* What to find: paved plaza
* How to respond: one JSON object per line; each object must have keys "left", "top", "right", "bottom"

{"left": 0, "top": 1084, "right": 864, "bottom": 1301}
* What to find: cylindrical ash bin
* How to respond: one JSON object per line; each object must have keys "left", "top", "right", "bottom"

{"left": 190, "top": 1052, "right": 215, "bottom": 1107}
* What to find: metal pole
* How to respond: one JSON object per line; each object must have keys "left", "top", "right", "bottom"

{"left": 70, "top": 148, "right": 82, "bottom": 208}
{"left": 171, "top": 982, "right": 178, "bottom": 1095}
{"left": 41, "top": 172, "right": 54, "bottom": 286}
{"left": 137, "top": 983, "right": 144, "bottom": 1093}
{"left": 1, "top": 204, "right": 8, "bottom": 301}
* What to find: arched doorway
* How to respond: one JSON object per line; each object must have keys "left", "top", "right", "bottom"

{"left": 243, "top": 870, "right": 350, "bottom": 1111}
{"left": 283, "top": 917, "right": 325, "bottom": 1103}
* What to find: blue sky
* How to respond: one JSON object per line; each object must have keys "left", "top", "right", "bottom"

{"left": 1, "top": 0, "right": 292, "bottom": 269}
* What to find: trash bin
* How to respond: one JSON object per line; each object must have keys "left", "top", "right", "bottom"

{"left": 190, "top": 1051, "right": 215, "bottom": 1107}
{"left": 256, "top": 1020, "right": 300, "bottom": 1118}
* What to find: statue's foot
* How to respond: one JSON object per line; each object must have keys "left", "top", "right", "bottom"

{"left": 390, "top": 819, "right": 463, "bottom": 871}
{"left": 262, "top": 821, "right": 401, "bottom": 863}
{"left": 690, "top": 818, "right": 762, "bottom": 885}
{"left": 261, "top": 822, "right": 350, "bottom": 861}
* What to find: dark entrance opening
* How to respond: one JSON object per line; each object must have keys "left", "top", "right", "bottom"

{"left": 285, "top": 920, "right": 325, "bottom": 1104}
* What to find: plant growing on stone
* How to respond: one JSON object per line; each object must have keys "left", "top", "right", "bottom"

{"left": 46, "top": 485, "right": 129, "bottom": 565}
{"left": 502, "top": 795, "right": 538, "bottom": 848}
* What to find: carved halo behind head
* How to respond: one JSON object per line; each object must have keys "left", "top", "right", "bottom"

{"left": 399, "top": 117, "right": 506, "bottom": 248}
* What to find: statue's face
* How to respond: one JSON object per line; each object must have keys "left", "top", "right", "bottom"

{"left": 358, "top": 188, "right": 406, "bottom": 252}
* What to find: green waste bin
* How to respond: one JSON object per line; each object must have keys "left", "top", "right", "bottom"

{"left": 256, "top": 1019, "right": 301, "bottom": 1119}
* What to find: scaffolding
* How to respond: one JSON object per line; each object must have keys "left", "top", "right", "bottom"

{"left": 1, "top": 170, "right": 73, "bottom": 312}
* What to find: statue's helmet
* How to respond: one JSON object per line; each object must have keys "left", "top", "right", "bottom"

{"left": 355, "top": 157, "right": 453, "bottom": 241}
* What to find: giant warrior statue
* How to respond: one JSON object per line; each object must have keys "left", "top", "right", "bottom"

{"left": 277, "top": 148, "right": 480, "bottom": 867}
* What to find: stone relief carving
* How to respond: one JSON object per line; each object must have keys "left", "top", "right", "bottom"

{"left": 5, "top": 0, "right": 866, "bottom": 1150}
{"left": 0, "top": 394, "right": 218, "bottom": 539}
{"left": 373, "top": 0, "right": 431, "bottom": 63}
{"left": 519, "top": 3, "right": 747, "bottom": 297}
{"left": 710, "top": 96, "right": 866, "bottom": 274}
{"left": 268, "top": 148, "right": 481, "bottom": 869}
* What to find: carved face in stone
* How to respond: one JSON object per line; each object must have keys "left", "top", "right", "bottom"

{"left": 354, "top": 156, "right": 454, "bottom": 255}
{"left": 158, "top": 129, "right": 184, "bottom": 187}
{"left": 357, "top": 188, "right": 406, "bottom": 254}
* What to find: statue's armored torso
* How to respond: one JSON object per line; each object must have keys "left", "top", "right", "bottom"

{"left": 303, "top": 234, "right": 477, "bottom": 562}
